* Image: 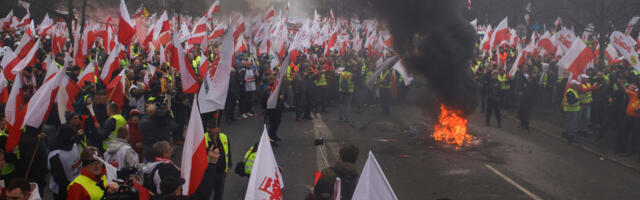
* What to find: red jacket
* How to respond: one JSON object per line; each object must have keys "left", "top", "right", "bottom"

{"left": 67, "top": 168, "right": 106, "bottom": 200}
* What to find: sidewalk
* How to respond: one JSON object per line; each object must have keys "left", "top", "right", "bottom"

{"left": 502, "top": 106, "right": 640, "bottom": 173}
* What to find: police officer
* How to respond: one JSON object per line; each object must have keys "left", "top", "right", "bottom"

{"left": 204, "top": 120, "right": 231, "bottom": 200}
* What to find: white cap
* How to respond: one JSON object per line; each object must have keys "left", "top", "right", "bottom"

{"left": 578, "top": 74, "right": 589, "bottom": 81}
{"left": 570, "top": 80, "right": 580, "bottom": 85}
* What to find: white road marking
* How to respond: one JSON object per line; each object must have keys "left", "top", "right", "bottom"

{"left": 485, "top": 164, "right": 543, "bottom": 200}
{"left": 312, "top": 113, "right": 341, "bottom": 171}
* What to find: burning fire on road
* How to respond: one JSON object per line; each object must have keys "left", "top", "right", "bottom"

{"left": 432, "top": 104, "right": 472, "bottom": 146}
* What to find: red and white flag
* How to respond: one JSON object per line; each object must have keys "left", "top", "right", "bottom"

{"left": 0, "top": 72, "right": 8, "bottom": 104}
{"left": 467, "top": 0, "right": 472, "bottom": 10}
{"left": 554, "top": 17, "right": 562, "bottom": 31}
{"left": 490, "top": 16, "right": 508, "bottom": 50}
{"left": 209, "top": 22, "right": 226, "bottom": 41}
{"left": 56, "top": 74, "right": 80, "bottom": 124}
{"left": 537, "top": 31, "right": 554, "bottom": 56}
{"left": 118, "top": 0, "right": 136, "bottom": 46}
{"left": 205, "top": 0, "right": 220, "bottom": 18}
{"left": 15, "top": 34, "right": 35, "bottom": 58}
{"left": 107, "top": 69, "right": 127, "bottom": 108}
{"left": 604, "top": 44, "right": 620, "bottom": 64}
{"left": 0, "top": 49, "right": 19, "bottom": 80}
{"left": 11, "top": 39, "right": 40, "bottom": 76}
{"left": 37, "top": 14, "right": 54, "bottom": 36}
{"left": 351, "top": 151, "right": 398, "bottom": 200}
{"left": 244, "top": 126, "right": 283, "bottom": 200}
{"left": 143, "top": 64, "right": 156, "bottom": 89}
{"left": 558, "top": 38, "right": 594, "bottom": 79}
{"left": 0, "top": 10, "right": 13, "bottom": 29}
{"left": 22, "top": 66, "right": 66, "bottom": 130}
{"left": 267, "top": 56, "right": 289, "bottom": 109}
{"left": 169, "top": 33, "right": 199, "bottom": 93}
{"left": 77, "top": 60, "right": 97, "bottom": 87}
{"left": 187, "top": 17, "right": 208, "bottom": 45}
{"left": 510, "top": 44, "right": 524, "bottom": 77}
{"left": 100, "top": 45, "right": 123, "bottom": 84}
{"left": 198, "top": 29, "right": 234, "bottom": 113}
{"left": 5, "top": 64, "right": 23, "bottom": 130}
{"left": 625, "top": 16, "right": 639, "bottom": 36}
{"left": 180, "top": 97, "right": 208, "bottom": 196}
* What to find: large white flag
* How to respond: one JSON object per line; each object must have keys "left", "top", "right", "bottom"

{"left": 198, "top": 27, "right": 235, "bottom": 113}
{"left": 267, "top": 56, "right": 290, "bottom": 109}
{"left": 610, "top": 31, "right": 640, "bottom": 72}
{"left": 352, "top": 151, "right": 398, "bottom": 200}
{"left": 245, "top": 126, "right": 283, "bottom": 200}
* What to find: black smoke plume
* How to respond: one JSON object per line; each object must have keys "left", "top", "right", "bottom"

{"left": 367, "top": 0, "right": 478, "bottom": 115}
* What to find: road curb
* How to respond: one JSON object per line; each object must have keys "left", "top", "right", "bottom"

{"left": 502, "top": 113, "right": 640, "bottom": 173}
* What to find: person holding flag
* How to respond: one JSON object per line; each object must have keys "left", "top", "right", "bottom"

{"left": 203, "top": 120, "right": 231, "bottom": 200}
{"left": 66, "top": 146, "right": 119, "bottom": 200}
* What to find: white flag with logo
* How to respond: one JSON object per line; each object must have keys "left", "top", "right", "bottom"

{"left": 352, "top": 151, "right": 398, "bottom": 200}
{"left": 245, "top": 125, "right": 283, "bottom": 200}
{"left": 610, "top": 31, "right": 640, "bottom": 72}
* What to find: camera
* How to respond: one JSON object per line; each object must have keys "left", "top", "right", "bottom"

{"left": 101, "top": 167, "right": 140, "bottom": 200}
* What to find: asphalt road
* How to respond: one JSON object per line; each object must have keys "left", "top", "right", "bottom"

{"left": 169, "top": 103, "right": 640, "bottom": 200}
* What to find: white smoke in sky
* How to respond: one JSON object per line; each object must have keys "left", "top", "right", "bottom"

{"left": 245, "top": 0, "right": 317, "bottom": 18}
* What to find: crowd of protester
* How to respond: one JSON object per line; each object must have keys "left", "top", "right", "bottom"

{"left": 0, "top": 11, "right": 411, "bottom": 199}
{"left": 474, "top": 40, "right": 640, "bottom": 162}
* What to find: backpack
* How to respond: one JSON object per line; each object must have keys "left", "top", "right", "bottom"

{"left": 331, "top": 167, "right": 358, "bottom": 200}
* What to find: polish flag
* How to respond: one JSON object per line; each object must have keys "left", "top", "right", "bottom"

{"left": 118, "top": 0, "right": 136, "bottom": 47}
{"left": 509, "top": 44, "right": 524, "bottom": 77}
{"left": 235, "top": 36, "right": 247, "bottom": 53}
{"left": 558, "top": 38, "right": 595, "bottom": 79}
{"left": 0, "top": 11, "right": 13, "bottom": 29}
{"left": 244, "top": 126, "right": 284, "bottom": 200}
{"left": 107, "top": 69, "right": 127, "bottom": 108}
{"left": 523, "top": 32, "right": 536, "bottom": 56}
{"left": 56, "top": 74, "right": 80, "bottom": 124}
{"left": 37, "top": 14, "right": 54, "bottom": 36}
{"left": 16, "top": 13, "right": 30, "bottom": 29}
{"left": 490, "top": 16, "right": 508, "bottom": 50}
{"left": 198, "top": 29, "right": 234, "bottom": 113}
{"left": 0, "top": 49, "right": 20, "bottom": 81}
{"left": 5, "top": 73, "right": 22, "bottom": 128}
{"left": 205, "top": 0, "right": 220, "bottom": 18}
{"left": 198, "top": 54, "right": 211, "bottom": 80}
{"left": 4, "top": 74, "right": 23, "bottom": 152}
{"left": 75, "top": 25, "right": 90, "bottom": 68}
{"left": 100, "top": 45, "right": 123, "bottom": 84}
{"left": 169, "top": 33, "right": 199, "bottom": 93}
{"left": 263, "top": 6, "right": 275, "bottom": 22}
{"left": 15, "top": 34, "right": 35, "bottom": 58}
{"left": 180, "top": 97, "right": 207, "bottom": 195}
{"left": 0, "top": 73, "right": 7, "bottom": 104}
{"left": 77, "top": 60, "right": 97, "bottom": 87}
{"left": 25, "top": 21, "right": 35, "bottom": 37}
{"left": 187, "top": 17, "right": 208, "bottom": 45}
{"left": 604, "top": 44, "right": 620, "bottom": 64}
{"left": 152, "top": 11, "right": 170, "bottom": 41}
{"left": 143, "top": 64, "right": 156, "bottom": 89}
{"left": 554, "top": 17, "right": 562, "bottom": 31}
{"left": 52, "top": 23, "right": 68, "bottom": 57}
{"left": 22, "top": 66, "right": 66, "bottom": 130}
{"left": 106, "top": 18, "right": 117, "bottom": 52}
{"left": 233, "top": 16, "right": 245, "bottom": 41}
{"left": 43, "top": 54, "right": 59, "bottom": 81}
{"left": 10, "top": 39, "right": 40, "bottom": 76}
{"left": 467, "top": 0, "right": 472, "bottom": 10}
{"left": 209, "top": 23, "right": 226, "bottom": 41}
{"left": 267, "top": 56, "right": 289, "bottom": 109}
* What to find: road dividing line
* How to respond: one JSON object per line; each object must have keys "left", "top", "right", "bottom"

{"left": 485, "top": 164, "right": 543, "bottom": 200}
{"left": 312, "top": 113, "right": 341, "bottom": 171}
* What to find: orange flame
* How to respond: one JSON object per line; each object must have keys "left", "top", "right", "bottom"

{"left": 432, "top": 104, "right": 472, "bottom": 146}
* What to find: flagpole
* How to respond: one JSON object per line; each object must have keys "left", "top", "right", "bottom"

{"left": 24, "top": 134, "right": 42, "bottom": 179}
